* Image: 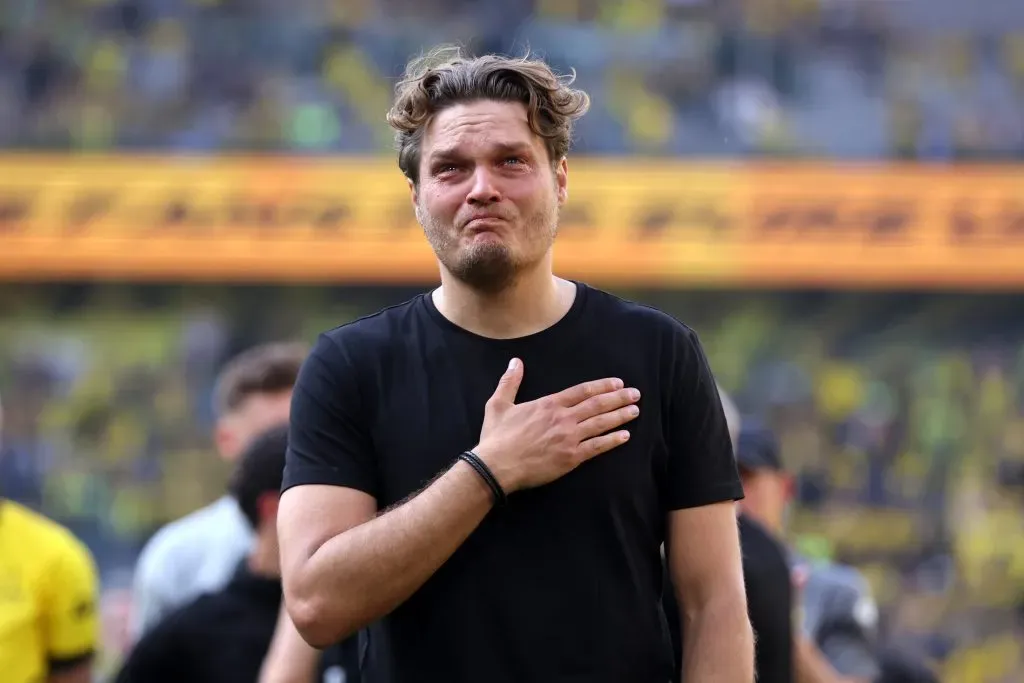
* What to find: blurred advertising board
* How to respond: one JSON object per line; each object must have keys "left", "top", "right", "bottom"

{"left": 1, "top": 155, "right": 1022, "bottom": 288}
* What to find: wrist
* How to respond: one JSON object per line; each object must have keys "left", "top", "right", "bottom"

{"left": 470, "top": 444, "right": 517, "bottom": 494}
{"left": 454, "top": 458, "right": 499, "bottom": 505}
{"left": 460, "top": 450, "right": 508, "bottom": 506}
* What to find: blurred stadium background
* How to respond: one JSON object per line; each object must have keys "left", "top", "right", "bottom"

{"left": 2, "top": 0, "right": 1024, "bottom": 681}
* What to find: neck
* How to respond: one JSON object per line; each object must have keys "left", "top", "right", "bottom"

{"left": 246, "top": 533, "right": 280, "bottom": 579}
{"left": 434, "top": 257, "right": 574, "bottom": 339}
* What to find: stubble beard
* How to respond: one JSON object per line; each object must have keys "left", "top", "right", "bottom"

{"left": 421, "top": 204, "right": 559, "bottom": 296}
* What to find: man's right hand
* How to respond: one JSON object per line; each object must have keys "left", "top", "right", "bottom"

{"left": 473, "top": 357, "right": 641, "bottom": 493}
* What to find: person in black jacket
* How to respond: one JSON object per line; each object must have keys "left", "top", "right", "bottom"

{"left": 115, "top": 424, "right": 359, "bottom": 683}
{"left": 664, "top": 389, "right": 794, "bottom": 683}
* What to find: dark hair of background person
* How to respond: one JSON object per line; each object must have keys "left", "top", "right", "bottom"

{"left": 212, "top": 342, "right": 308, "bottom": 417}
{"left": 227, "top": 424, "right": 290, "bottom": 529}
{"left": 386, "top": 44, "right": 591, "bottom": 186}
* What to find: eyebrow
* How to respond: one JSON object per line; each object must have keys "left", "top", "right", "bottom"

{"left": 429, "top": 142, "right": 533, "bottom": 163}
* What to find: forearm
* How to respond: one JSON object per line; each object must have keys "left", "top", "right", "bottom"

{"left": 681, "top": 596, "right": 754, "bottom": 683}
{"left": 289, "top": 459, "right": 494, "bottom": 646}
{"left": 259, "top": 607, "right": 320, "bottom": 683}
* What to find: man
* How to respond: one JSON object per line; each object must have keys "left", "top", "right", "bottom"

{"left": 664, "top": 388, "right": 795, "bottom": 683}
{"left": 735, "top": 421, "right": 882, "bottom": 683}
{"left": 130, "top": 342, "right": 306, "bottom": 640}
{"left": 115, "top": 424, "right": 358, "bottom": 682}
{"left": 0, "top": 391, "right": 101, "bottom": 683}
{"left": 277, "top": 45, "right": 754, "bottom": 683}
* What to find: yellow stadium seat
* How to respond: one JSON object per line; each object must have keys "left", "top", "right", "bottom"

{"left": 816, "top": 362, "right": 865, "bottom": 420}
{"left": 627, "top": 94, "right": 673, "bottom": 149}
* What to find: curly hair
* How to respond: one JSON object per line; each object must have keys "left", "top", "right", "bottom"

{"left": 386, "top": 45, "right": 591, "bottom": 185}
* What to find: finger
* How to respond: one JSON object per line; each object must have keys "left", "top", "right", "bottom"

{"left": 570, "top": 387, "right": 640, "bottom": 422}
{"left": 552, "top": 377, "right": 624, "bottom": 407}
{"left": 576, "top": 404, "right": 640, "bottom": 441}
{"left": 575, "top": 430, "right": 631, "bottom": 462}
{"left": 490, "top": 357, "right": 524, "bottom": 406}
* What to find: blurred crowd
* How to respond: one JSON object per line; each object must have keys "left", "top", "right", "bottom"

{"left": 1, "top": 0, "right": 1023, "bottom": 158}
{"left": 1, "top": 284, "right": 1022, "bottom": 680}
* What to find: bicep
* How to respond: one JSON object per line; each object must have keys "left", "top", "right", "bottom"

{"left": 283, "top": 335, "right": 379, "bottom": 496}
{"left": 666, "top": 502, "right": 745, "bottom": 610}
{"left": 280, "top": 335, "right": 381, "bottom": 585}
{"left": 663, "top": 326, "right": 744, "bottom": 510}
{"left": 278, "top": 484, "right": 377, "bottom": 587}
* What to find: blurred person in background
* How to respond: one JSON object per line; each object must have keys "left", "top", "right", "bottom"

{"left": 0, "top": 390, "right": 101, "bottom": 683}
{"left": 277, "top": 45, "right": 752, "bottom": 683}
{"left": 115, "top": 423, "right": 354, "bottom": 683}
{"left": 735, "top": 421, "right": 882, "bottom": 683}
{"left": 260, "top": 604, "right": 361, "bottom": 683}
{"left": 129, "top": 342, "right": 307, "bottom": 641}
{"left": 664, "top": 387, "right": 795, "bottom": 683}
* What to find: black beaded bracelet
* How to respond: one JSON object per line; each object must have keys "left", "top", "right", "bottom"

{"left": 459, "top": 450, "right": 507, "bottom": 506}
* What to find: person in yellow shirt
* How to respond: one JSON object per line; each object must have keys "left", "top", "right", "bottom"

{"left": 0, "top": 392, "right": 100, "bottom": 683}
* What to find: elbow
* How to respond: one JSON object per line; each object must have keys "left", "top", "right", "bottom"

{"left": 287, "top": 594, "right": 361, "bottom": 650}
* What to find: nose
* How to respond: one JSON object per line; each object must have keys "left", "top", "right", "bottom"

{"left": 465, "top": 167, "right": 501, "bottom": 205}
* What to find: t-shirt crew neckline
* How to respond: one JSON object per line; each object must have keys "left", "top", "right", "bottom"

{"left": 420, "top": 279, "right": 591, "bottom": 352}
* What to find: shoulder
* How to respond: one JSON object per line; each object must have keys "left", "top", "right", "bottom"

{"left": 3, "top": 502, "right": 95, "bottom": 571}
{"left": 579, "top": 284, "right": 705, "bottom": 362}
{"left": 582, "top": 284, "right": 694, "bottom": 336}
{"left": 317, "top": 295, "right": 428, "bottom": 362}
{"left": 137, "top": 498, "right": 246, "bottom": 573}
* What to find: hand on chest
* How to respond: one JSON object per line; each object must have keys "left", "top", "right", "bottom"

{"left": 371, "top": 353, "right": 661, "bottom": 507}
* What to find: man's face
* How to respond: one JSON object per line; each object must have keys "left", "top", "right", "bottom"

{"left": 214, "top": 390, "right": 292, "bottom": 463}
{"left": 411, "top": 99, "right": 568, "bottom": 294}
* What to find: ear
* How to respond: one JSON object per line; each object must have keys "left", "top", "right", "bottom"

{"left": 555, "top": 157, "right": 569, "bottom": 206}
{"left": 408, "top": 178, "right": 424, "bottom": 226}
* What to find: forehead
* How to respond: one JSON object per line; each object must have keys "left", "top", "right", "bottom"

{"left": 422, "top": 100, "right": 540, "bottom": 159}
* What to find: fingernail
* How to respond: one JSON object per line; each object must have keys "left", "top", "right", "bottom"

{"left": 508, "top": 358, "right": 519, "bottom": 371}
{"left": 627, "top": 405, "right": 639, "bottom": 417}
{"left": 620, "top": 431, "right": 630, "bottom": 441}
{"left": 613, "top": 378, "right": 624, "bottom": 389}
{"left": 629, "top": 389, "right": 641, "bottom": 400}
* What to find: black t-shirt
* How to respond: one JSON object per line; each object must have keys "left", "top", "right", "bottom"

{"left": 283, "top": 281, "right": 744, "bottom": 683}
{"left": 664, "top": 515, "right": 795, "bottom": 683}
{"left": 115, "top": 563, "right": 360, "bottom": 683}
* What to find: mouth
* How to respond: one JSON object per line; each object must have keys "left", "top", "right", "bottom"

{"left": 465, "top": 217, "right": 506, "bottom": 230}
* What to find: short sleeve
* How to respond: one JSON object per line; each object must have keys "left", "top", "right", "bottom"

{"left": 282, "top": 333, "right": 379, "bottom": 497}
{"left": 43, "top": 535, "right": 100, "bottom": 669}
{"left": 664, "top": 326, "right": 745, "bottom": 510}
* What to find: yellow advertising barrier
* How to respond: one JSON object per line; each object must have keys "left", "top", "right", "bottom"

{"left": 1, "top": 155, "right": 1022, "bottom": 287}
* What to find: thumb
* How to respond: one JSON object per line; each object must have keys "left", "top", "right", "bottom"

{"left": 491, "top": 358, "right": 524, "bottom": 405}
